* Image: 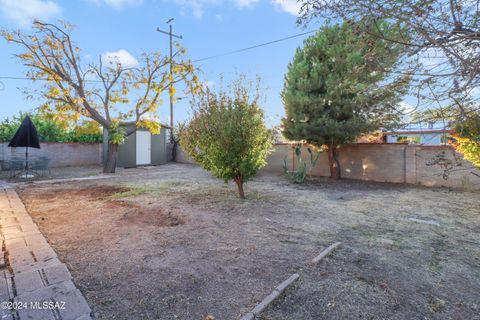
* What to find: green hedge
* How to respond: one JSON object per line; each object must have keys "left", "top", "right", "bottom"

{"left": 0, "top": 112, "right": 103, "bottom": 143}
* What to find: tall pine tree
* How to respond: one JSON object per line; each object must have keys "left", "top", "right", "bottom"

{"left": 282, "top": 21, "right": 410, "bottom": 178}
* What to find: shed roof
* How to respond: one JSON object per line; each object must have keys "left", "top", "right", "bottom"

{"left": 119, "top": 121, "right": 171, "bottom": 129}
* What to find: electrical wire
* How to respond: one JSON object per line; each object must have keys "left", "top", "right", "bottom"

{"left": 0, "top": 30, "right": 317, "bottom": 82}
{"left": 192, "top": 30, "right": 316, "bottom": 63}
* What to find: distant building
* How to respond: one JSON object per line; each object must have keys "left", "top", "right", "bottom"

{"left": 383, "top": 122, "right": 451, "bottom": 145}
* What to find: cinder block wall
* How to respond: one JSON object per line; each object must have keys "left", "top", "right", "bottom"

{"left": 173, "top": 144, "right": 195, "bottom": 164}
{"left": 0, "top": 142, "right": 102, "bottom": 167}
{"left": 413, "top": 146, "right": 480, "bottom": 189}
{"left": 264, "top": 143, "right": 480, "bottom": 190}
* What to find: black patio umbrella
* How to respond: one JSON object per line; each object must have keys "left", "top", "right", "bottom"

{"left": 8, "top": 116, "right": 40, "bottom": 177}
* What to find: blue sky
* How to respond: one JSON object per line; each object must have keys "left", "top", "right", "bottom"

{"left": 0, "top": 0, "right": 321, "bottom": 127}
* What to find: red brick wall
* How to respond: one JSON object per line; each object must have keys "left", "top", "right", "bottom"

{"left": 1, "top": 142, "right": 102, "bottom": 167}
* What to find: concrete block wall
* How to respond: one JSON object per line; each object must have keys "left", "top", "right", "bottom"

{"left": 1, "top": 142, "right": 102, "bottom": 167}
{"left": 262, "top": 144, "right": 292, "bottom": 173}
{"left": 173, "top": 143, "right": 195, "bottom": 164}
{"left": 404, "top": 147, "right": 417, "bottom": 184}
{"left": 262, "top": 143, "right": 480, "bottom": 190}
{"left": 336, "top": 144, "right": 406, "bottom": 183}
{"left": 414, "top": 146, "right": 479, "bottom": 189}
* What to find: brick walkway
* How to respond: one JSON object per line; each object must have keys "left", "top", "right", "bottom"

{"left": 0, "top": 188, "right": 92, "bottom": 320}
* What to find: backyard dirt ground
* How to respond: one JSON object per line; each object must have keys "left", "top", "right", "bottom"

{"left": 16, "top": 163, "right": 480, "bottom": 320}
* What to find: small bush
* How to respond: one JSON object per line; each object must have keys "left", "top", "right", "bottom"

{"left": 180, "top": 77, "right": 273, "bottom": 198}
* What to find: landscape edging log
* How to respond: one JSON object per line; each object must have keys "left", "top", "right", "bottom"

{"left": 311, "top": 242, "right": 342, "bottom": 264}
{"left": 239, "top": 273, "right": 299, "bottom": 320}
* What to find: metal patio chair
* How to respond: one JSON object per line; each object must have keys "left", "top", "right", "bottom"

{"left": 9, "top": 158, "right": 25, "bottom": 178}
{"left": 31, "top": 156, "right": 51, "bottom": 177}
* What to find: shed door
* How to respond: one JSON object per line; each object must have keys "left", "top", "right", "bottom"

{"left": 136, "top": 131, "right": 151, "bottom": 165}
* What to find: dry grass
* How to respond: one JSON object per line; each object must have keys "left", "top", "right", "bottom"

{"left": 17, "top": 164, "right": 480, "bottom": 320}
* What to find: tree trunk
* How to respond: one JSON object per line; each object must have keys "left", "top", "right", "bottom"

{"left": 234, "top": 176, "right": 245, "bottom": 199}
{"left": 171, "top": 141, "right": 177, "bottom": 162}
{"left": 327, "top": 145, "right": 341, "bottom": 179}
{"left": 103, "top": 142, "right": 118, "bottom": 174}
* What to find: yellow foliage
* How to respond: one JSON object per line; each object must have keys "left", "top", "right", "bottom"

{"left": 2, "top": 22, "right": 201, "bottom": 141}
{"left": 19, "top": 53, "right": 34, "bottom": 60}
{"left": 46, "top": 87, "right": 61, "bottom": 98}
{"left": 47, "top": 74, "right": 62, "bottom": 82}
{"left": 3, "top": 32, "right": 14, "bottom": 42}
{"left": 75, "top": 120, "right": 101, "bottom": 134}
{"left": 169, "top": 85, "right": 176, "bottom": 97}
{"left": 145, "top": 102, "right": 158, "bottom": 113}
{"left": 451, "top": 133, "right": 480, "bottom": 168}
{"left": 109, "top": 94, "right": 129, "bottom": 104}
{"left": 136, "top": 119, "right": 161, "bottom": 135}
{"left": 172, "top": 65, "right": 185, "bottom": 73}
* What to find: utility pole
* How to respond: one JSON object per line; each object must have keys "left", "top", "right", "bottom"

{"left": 156, "top": 18, "right": 183, "bottom": 143}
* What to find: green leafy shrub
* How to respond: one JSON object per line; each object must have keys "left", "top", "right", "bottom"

{"left": 180, "top": 78, "right": 273, "bottom": 199}
{"left": 0, "top": 112, "right": 102, "bottom": 143}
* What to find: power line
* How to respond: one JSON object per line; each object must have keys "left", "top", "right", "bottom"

{"left": 0, "top": 29, "right": 316, "bottom": 83}
{"left": 156, "top": 18, "right": 183, "bottom": 142}
{"left": 0, "top": 75, "right": 105, "bottom": 83}
{"left": 192, "top": 30, "right": 317, "bottom": 63}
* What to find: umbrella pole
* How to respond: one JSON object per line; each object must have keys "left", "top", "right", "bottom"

{"left": 26, "top": 146, "right": 29, "bottom": 178}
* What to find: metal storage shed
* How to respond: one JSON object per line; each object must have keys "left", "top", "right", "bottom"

{"left": 103, "top": 122, "right": 168, "bottom": 168}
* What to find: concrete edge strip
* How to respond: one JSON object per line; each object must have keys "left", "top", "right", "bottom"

{"left": 240, "top": 273, "right": 299, "bottom": 320}
{"left": 0, "top": 189, "right": 92, "bottom": 320}
{"left": 4, "top": 175, "right": 114, "bottom": 188}
{"left": 311, "top": 242, "right": 342, "bottom": 264}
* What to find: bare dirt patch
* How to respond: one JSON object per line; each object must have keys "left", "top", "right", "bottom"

{"left": 16, "top": 164, "right": 480, "bottom": 320}
{"left": 108, "top": 201, "right": 185, "bottom": 227}
{"left": 24, "top": 185, "right": 184, "bottom": 229}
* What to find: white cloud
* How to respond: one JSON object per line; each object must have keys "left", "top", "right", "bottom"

{"left": 419, "top": 47, "right": 447, "bottom": 69}
{"left": 102, "top": 49, "right": 139, "bottom": 68}
{"left": 171, "top": 0, "right": 260, "bottom": 19}
{"left": 399, "top": 101, "right": 415, "bottom": 114}
{"left": 167, "top": 0, "right": 304, "bottom": 19}
{"left": 104, "top": 0, "right": 142, "bottom": 8}
{"left": 84, "top": 68, "right": 99, "bottom": 81}
{"left": 204, "top": 80, "right": 216, "bottom": 89}
{"left": 233, "top": 0, "right": 259, "bottom": 8}
{"left": 470, "top": 86, "right": 480, "bottom": 97}
{"left": 0, "top": 0, "right": 61, "bottom": 27}
{"left": 271, "top": 0, "right": 302, "bottom": 16}
{"left": 398, "top": 101, "right": 417, "bottom": 122}
{"left": 87, "top": 0, "right": 143, "bottom": 9}
{"left": 173, "top": 0, "right": 219, "bottom": 19}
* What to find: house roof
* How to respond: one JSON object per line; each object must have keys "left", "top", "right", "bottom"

{"left": 384, "top": 129, "right": 452, "bottom": 135}
{"left": 384, "top": 121, "right": 451, "bottom": 136}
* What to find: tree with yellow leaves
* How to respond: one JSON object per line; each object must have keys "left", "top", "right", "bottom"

{"left": 453, "top": 117, "right": 480, "bottom": 168}
{"left": 2, "top": 21, "right": 200, "bottom": 173}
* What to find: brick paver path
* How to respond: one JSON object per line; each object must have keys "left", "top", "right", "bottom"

{"left": 0, "top": 188, "right": 92, "bottom": 320}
